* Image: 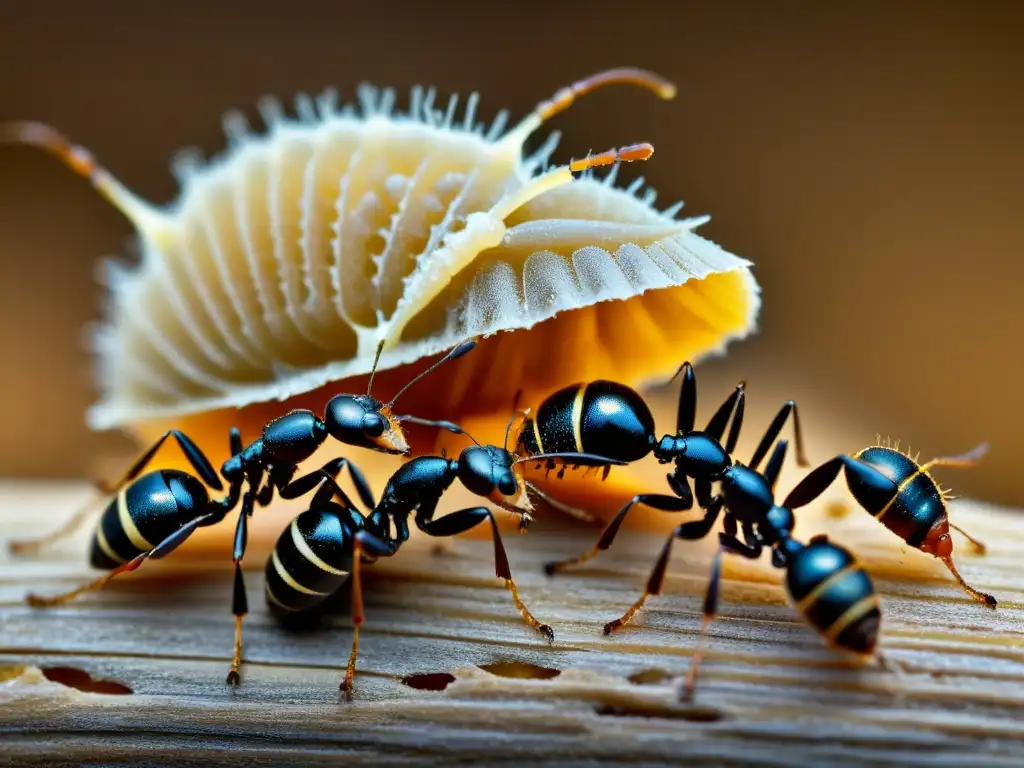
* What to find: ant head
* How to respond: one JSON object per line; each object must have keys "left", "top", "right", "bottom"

{"left": 457, "top": 444, "right": 533, "bottom": 515}
{"left": 324, "top": 394, "right": 409, "bottom": 455}
{"left": 920, "top": 519, "right": 954, "bottom": 559}
{"left": 323, "top": 338, "right": 480, "bottom": 456}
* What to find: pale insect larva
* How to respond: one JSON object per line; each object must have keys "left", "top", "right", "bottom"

{"left": 1, "top": 67, "right": 760, "bottom": 454}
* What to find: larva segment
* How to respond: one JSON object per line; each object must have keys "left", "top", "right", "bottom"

{"left": 299, "top": 123, "right": 362, "bottom": 330}
{"left": 198, "top": 166, "right": 279, "bottom": 362}
{"left": 267, "top": 127, "right": 339, "bottom": 351}
{"left": 371, "top": 153, "right": 435, "bottom": 318}
{"left": 233, "top": 138, "right": 324, "bottom": 366}
{"left": 142, "top": 244, "right": 238, "bottom": 377}
{"left": 176, "top": 208, "right": 260, "bottom": 369}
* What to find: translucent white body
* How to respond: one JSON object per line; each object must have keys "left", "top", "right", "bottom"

{"left": 74, "top": 81, "right": 759, "bottom": 430}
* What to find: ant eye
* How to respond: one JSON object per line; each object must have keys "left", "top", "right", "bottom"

{"left": 497, "top": 475, "right": 517, "bottom": 496}
{"left": 940, "top": 534, "right": 950, "bottom": 541}
{"left": 362, "top": 413, "right": 386, "bottom": 437}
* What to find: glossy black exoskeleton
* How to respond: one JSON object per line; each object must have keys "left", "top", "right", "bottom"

{"left": 784, "top": 440, "right": 996, "bottom": 607}
{"left": 542, "top": 362, "right": 808, "bottom": 573}
{"left": 589, "top": 438, "right": 883, "bottom": 702}
{"left": 262, "top": 425, "right": 623, "bottom": 698}
{"left": 12, "top": 340, "right": 478, "bottom": 684}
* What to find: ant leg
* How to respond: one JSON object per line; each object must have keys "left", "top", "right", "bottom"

{"left": 723, "top": 386, "right": 746, "bottom": 457}
{"left": 694, "top": 476, "right": 714, "bottom": 510}
{"left": 680, "top": 532, "right": 762, "bottom": 703}
{"left": 256, "top": 478, "right": 275, "bottom": 508}
{"left": 704, "top": 383, "right": 745, "bottom": 444}
{"left": 544, "top": 490, "right": 693, "bottom": 575}
{"left": 341, "top": 530, "right": 394, "bottom": 700}
{"left": 604, "top": 497, "right": 724, "bottom": 635}
{"left": 749, "top": 401, "right": 809, "bottom": 472}
{"left": 106, "top": 430, "right": 223, "bottom": 492}
{"left": 226, "top": 491, "right": 255, "bottom": 686}
{"left": 419, "top": 506, "right": 554, "bottom": 642}
{"left": 279, "top": 457, "right": 374, "bottom": 511}
{"left": 784, "top": 455, "right": 897, "bottom": 511}
{"left": 229, "top": 427, "right": 243, "bottom": 456}
{"left": 674, "top": 362, "right": 697, "bottom": 434}
{"left": 25, "top": 511, "right": 220, "bottom": 607}
{"left": 939, "top": 556, "right": 996, "bottom": 608}
{"left": 9, "top": 429, "right": 223, "bottom": 557}
{"left": 920, "top": 442, "right": 989, "bottom": 472}
{"left": 8, "top": 492, "right": 105, "bottom": 557}
{"left": 763, "top": 440, "right": 790, "bottom": 493}
{"left": 949, "top": 523, "right": 987, "bottom": 555}
{"left": 722, "top": 508, "right": 737, "bottom": 538}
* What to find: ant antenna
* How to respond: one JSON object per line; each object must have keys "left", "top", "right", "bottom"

{"left": 501, "top": 67, "right": 677, "bottom": 149}
{"left": 490, "top": 141, "right": 654, "bottom": 223}
{"left": 386, "top": 339, "right": 477, "bottom": 408}
{"left": 395, "top": 415, "right": 481, "bottom": 447}
{"left": 0, "top": 121, "right": 171, "bottom": 244}
{"left": 504, "top": 413, "right": 517, "bottom": 452}
{"left": 512, "top": 453, "right": 627, "bottom": 467}
{"left": 366, "top": 340, "right": 385, "bottom": 397}
{"left": 504, "top": 407, "right": 531, "bottom": 452}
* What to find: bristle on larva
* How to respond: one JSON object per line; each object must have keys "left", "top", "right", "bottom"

{"left": 1, "top": 67, "right": 761, "bottom": 430}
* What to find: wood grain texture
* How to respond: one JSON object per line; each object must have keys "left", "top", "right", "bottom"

{"left": 1, "top": 478, "right": 1023, "bottom": 767}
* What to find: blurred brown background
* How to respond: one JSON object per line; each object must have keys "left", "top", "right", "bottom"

{"left": 0, "top": 1, "right": 1021, "bottom": 506}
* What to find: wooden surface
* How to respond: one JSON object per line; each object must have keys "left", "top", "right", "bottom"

{"left": 2, "top": 479, "right": 1024, "bottom": 767}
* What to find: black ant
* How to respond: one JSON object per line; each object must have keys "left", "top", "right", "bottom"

{"left": 261, "top": 416, "right": 624, "bottom": 698}
{"left": 595, "top": 437, "right": 883, "bottom": 702}
{"left": 783, "top": 439, "right": 996, "bottom": 607}
{"left": 11, "top": 340, "right": 478, "bottom": 684}
{"left": 537, "top": 361, "right": 808, "bottom": 574}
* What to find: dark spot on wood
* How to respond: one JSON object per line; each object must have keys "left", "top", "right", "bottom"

{"left": 628, "top": 668, "right": 674, "bottom": 685}
{"left": 401, "top": 672, "right": 456, "bottom": 691}
{"left": 595, "top": 704, "right": 724, "bottom": 722}
{"left": 40, "top": 666, "right": 133, "bottom": 695}
{"left": 478, "top": 661, "right": 561, "bottom": 680}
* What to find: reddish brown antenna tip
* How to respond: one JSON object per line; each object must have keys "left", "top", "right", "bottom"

{"left": 536, "top": 67, "right": 677, "bottom": 122}
{"left": 0, "top": 120, "right": 98, "bottom": 178}
{"left": 569, "top": 142, "right": 654, "bottom": 173}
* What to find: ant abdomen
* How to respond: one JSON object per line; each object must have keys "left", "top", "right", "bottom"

{"left": 517, "top": 380, "right": 656, "bottom": 464}
{"left": 264, "top": 507, "right": 353, "bottom": 615}
{"left": 785, "top": 537, "right": 880, "bottom": 656}
{"left": 90, "top": 470, "right": 210, "bottom": 570}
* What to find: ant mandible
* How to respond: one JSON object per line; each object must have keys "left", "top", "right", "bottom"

{"left": 260, "top": 414, "right": 625, "bottom": 697}
{"left": 538, "top": 361, "right": 808, "bottom": 574}
{"left": 12, "top": 339, "right": 477, "bottom": 684}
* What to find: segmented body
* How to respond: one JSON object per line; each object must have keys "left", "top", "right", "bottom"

{"left": 264, "top": 504, "right": 354, "bottom": 614}
{"left": 850, "top": 446, "right": 949, "bottom": 547}
{"left": 89, "top": 469, "right": 209, "bottom": 569}
{"left": 516, "top": 380, "right": 656, "bottom": 463}
{"left": 785, "top": 537, "right": 880, "bottom": 655}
